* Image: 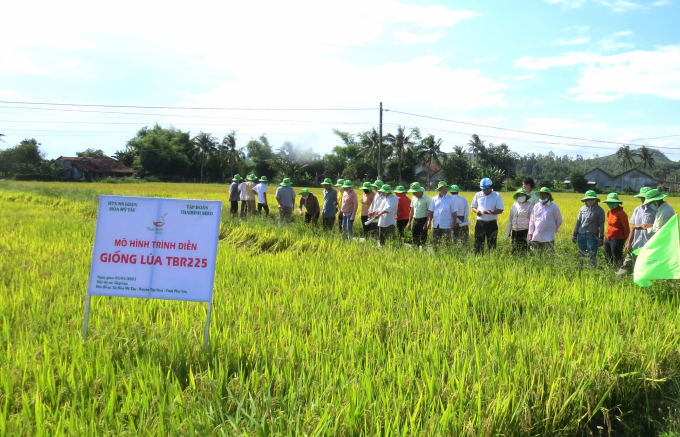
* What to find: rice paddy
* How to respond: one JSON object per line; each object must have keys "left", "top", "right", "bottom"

{"left": 2, "top": 181, "right": 680, "bottom": 436}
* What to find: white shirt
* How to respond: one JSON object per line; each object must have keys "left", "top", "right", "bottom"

{"left": 450, "top": 194, "right": 469, "bottom": 225}
{"left": 529, "top": 201, "right": 563, "bottom": 242}
{"left": 253, "top": 182, "right": 268, "bottom": 204}
{"left": 368, "top": 192, "right": 383, "bottom": 214}
{"left": 377, "top": 194, "right": 399, "bottom": 227}
{"left": 428, "top": 193, "right": 457, "bottom": 229}
{"left": 238, "top": 182, "right": 247, "bottom": 201}
{"left": 471, "top": 190, "right": 504, "bottom": 222}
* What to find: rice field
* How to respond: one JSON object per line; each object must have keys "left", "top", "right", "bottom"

{"left": 2, "top": 180, "right": 680, "bottom": 436}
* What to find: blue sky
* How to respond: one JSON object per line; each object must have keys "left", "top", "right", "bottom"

{"left": 1, "top": 0, "right": 679, "bottom": 160}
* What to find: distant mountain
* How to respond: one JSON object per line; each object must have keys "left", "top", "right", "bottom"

{"left": 581, "top": 149, "right": 674, "bottom": 176}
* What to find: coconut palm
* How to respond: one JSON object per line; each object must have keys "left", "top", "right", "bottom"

{"left": 616, "top": 145, "right": 639, "bottom": 171}
{"left": 358, "top": 127, "right": 392, "bottom": 171}
{"left": 191, "top": 132, "right": 218, "bottom": 183}
{"left": 221, "top": 131, "right": 239, "bottom": 177}
{"left": 637, "top": 146, "right": 656, "bottom": 170}
{"left": 384, "top": 126, "right": 421, "bottom": 184}
{"left": 467, "top": 134, "right": 485, "bottom": 164}
{"left": 419, "top": 135, "right": 444, "bottom": 188}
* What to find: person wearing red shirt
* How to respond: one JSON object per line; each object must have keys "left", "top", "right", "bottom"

{"left": 602, "top": 193, "right": 630, "bottom": 267}
{"left": 394, "top": 186, "right": 411, "bottom": 240}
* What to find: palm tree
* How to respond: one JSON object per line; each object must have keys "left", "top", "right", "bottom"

{"left": 358, "top": 127, "right": 392, "bottom": 171}
{"left": 419, "top": 135, "right": 444, "bottom": 188}
{"left": 191, "top": 132, "right": 218, "bottom": 183}
{"left": 637, "top": 146, "right": 656, "bottom": 170}
{"left": 222, "top": 131, "right": 238, "bottom": 177}
{"left": 385, "top": 126, "right": 420, "bottom": 184}
{"left": 616, "top": 145, "right": 639, "bottom": 171}
{"left": 467, "top": 134, "right": 485, "bottom": 164}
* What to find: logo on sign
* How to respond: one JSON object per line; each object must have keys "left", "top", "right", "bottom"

{"left": 148, "top": 213, "right": 167, "bottom": 234}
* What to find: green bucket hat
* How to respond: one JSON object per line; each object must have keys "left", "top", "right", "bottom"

{"left": 513, "top": 188, "right": 528, "bottom": 201}
{"left": 232, "top": 174, "right": 242, "bottom": 181}
{"left": 259, "top": 176, "right": 268, "bottom": 182}
{"left": 334, "top": 179, "right": 345, "bottom": 187}
{"left": 280, "top": 178, "right": 293, "bottom": 186}
{"left": 246, "top": 174, "right": 258, "bottom": 181}
{"left": 581, "top": 190, "right": 599, "bottom": 202}
{"left": 539, "top": 187, "right": 554, "bottom": 202}
{"left": 408, "top": 182, "right": 424, "bottom": 193}
{"left": 322, "top": 177, "right": 333, "bottom": 185}
{"left": 378, "top": 184, "right": 394, "bottom": 194}
{"left": 299, "top": 188, "right": 311, "bottom": 196}
{"left": 450, "top": 184, "right": 461, "bottom": 193}
{"left": 634, "top": 186, "right": 652, "bottom": 198}
{"left": 341, "top": 180, "right": 354, "bottom": 188}
{"left": 643, "top": 188, "right": 667, "bottom": 206}
{"left": 371, "top": 180, "right": 384, "bottom": 189}
{"left": 603, "top": 192, "right": 623, "bottom": 204}
{"left": 359, "top": 181, "right": 374, "bottom": 190}
{"left": 394, "top": 185, "right": 407, "bottom": 193}
{"left": 437, "top": 181, "right": 449, "bottom": 190}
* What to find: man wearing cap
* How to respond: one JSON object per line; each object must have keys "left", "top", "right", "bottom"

{"left": 335, "top": 179, "right": 345, "bottom": 231}
{"left": 275, "top": 178, "right": 296, "bottom": 223}
{"left": 573, "top": 190, "right": 605, "bottom": 267}
{"left": 370, "top": 184, "right": 399, "bottom": 245}
{"left": 427, "top": 181, "right": 457, "bottom": 246}
{"left": 471, "top": 178, "right": 504, "bottom": 253}
{"left": 450, "top": 184, "right": 470, "bottom": 244}
{"left": 602, "top": 193, "right": 630, "bottom": 267}
{"left": 298, "top": 188, "right": 320, "bottom": 224}
{"left": 340, "top": 180, "right": 358, "bottom": 239}
{"left": 618, "top": 187, "right": 656, "bottom": 276}
{"left": 321, "top": 178, "right": 338, "bottom": 231}
{"left": 641, "top": 188, "right": 675, "bottom": 238}
{"left": 367, "top": 180, "right": 385, "bottom": 238}
{"left": 394, "top": 186, "right": 411, "bottom": 239}
{"left": 528, "top": 187, "right": 562, "bottom": 252}
{"left": 229, "top": 174, "right": 242, "bottom": 215}
{"left": 253, "top": 176, "right": 269, "bottom": 216}
{"left": 245, "top": 174, "right": 258, "bottom": 216}
{"left": 407, "top": 182, "right": 430, "bottom": 247}
{"left": 238, "top": 175, "right": 248, "bottom": 217}
{"left": 359, "top": 181, "right": 376, "bottom": 236}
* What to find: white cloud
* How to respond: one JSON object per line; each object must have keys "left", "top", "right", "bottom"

{"left": 544, "top": 0, "right": 643, "bottom": 11}
{"left": 598, "top": 30, "right": 634, "bottom": 51}
{"left": 515, "top": 45, "right": 680, "bottom": 101}
{"left": 554, "top": 37, "right": 591, "bottom": 45}
{"left": 515, "top": 73, "right": 537, "bottom": 81}
{"left": 653, "top": 0, "right": 671, "bottom": 5}
{"left": 394, "top": 29, "right": 444, "bottom": 44}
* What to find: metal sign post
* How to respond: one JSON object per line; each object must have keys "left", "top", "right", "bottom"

{"left": 203, "top": 301, "right": 212, "bottom": 350}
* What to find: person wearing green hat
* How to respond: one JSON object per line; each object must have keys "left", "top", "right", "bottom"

{"left": 427, "top": 181, "right": 458, "bottom": 246}
{"left": 407, "top": 182, "right": 431, "bottom": 247}
{"left": 505, "top": 188, "right": 533, "bottom": 253}
{"left": 618, "top": 187, "right": 657, "bottom": 276}
{"left": 253, "top": 176, "right": 269, "bottom": 216}
{"left": 359, "top": 181, "right": 376, "bottom": 236}
{"left": 449, "top": 184, "right": 470, "bottom": 244}
{"left": 602, "top": 193, "right": 630, "bottom": 267}
{"left": 394, "top": 186, "right": 411, "bottom": 239}
{"left": 369, "top": 184, "right": 399, "bottom": 245}
{"left": 528, "top": 187, "right": 563, "bottom": 252}
{"left": 275, "top": 178, "right": 296, "bottom": 223}
{"left": 340, "top": 180, "right": 358, "bottom": 239}
{"left": 229, "top": 174, "right": 242, "bottom": 215}
{"left": 321, "top": 178, "right": 338, "bottom": 230}
{"left": 367, "top": 180, "right": 385, "bottom": 238}
{"left": 573, "top": 190, "right": 605, "bottom": 266}
{"left": 238, "top": 176, "right": 248, "bottom": 217}
{"left": 298, "top": 188, "right": 320, "bottom": 224}
{"left": 244, "top": 174, "right": 259, "bottom": 216}
{"left": 641, "top": 188, "right": 675, "bottom": 238}
{"left": 335, "top": 179, "right": 345, "bottom": 231}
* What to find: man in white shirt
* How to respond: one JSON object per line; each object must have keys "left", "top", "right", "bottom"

{"left": 426, "top": 181, "right": 457, "bottom": 246}
{"left": 238, "top": 177, "right": 248, "bottom": 218}
{"left": 367, "top": 180, "right": 384, "bottom": 239}
{"left": 449, "top": 184, "right": 469, "bottom": 244}
{"left": 370, "top": 184, "right": 399, "bottom": 246}
{"left": 253, "top": 176, "right": 269, "bottom": 216}
{"left": 471, "top": 178, "right": 504, "bottom": 254}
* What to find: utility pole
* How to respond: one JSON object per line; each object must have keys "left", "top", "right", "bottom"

{"left": 379, "top": 102, "right": 383, "bottom": 180}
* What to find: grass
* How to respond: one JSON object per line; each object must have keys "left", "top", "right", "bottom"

{"left": 2, "top": 180, "right": 680, "bottom": 436}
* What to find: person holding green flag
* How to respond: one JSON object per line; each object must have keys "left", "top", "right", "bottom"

{"left": 407, "top": 182, "right": 431, "bottom": 247}
{"left": 573, "top": 190, "right": 605, "bottom": 267}
{"left": 640, "top": 188, "right": 675, "bottom": 238}
{"left": 602, "top": 193, "right": 629, "bottom": 267}
{"left": 617, "top": 187, "right": 656, "bottom": 276}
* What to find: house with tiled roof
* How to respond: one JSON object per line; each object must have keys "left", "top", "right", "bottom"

{"left": 54, "top": 157, "right": 134, "bottom": 180}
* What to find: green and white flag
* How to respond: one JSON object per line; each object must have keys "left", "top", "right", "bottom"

{"left": 634, "top": 214, "right": 680, "bottom": 287}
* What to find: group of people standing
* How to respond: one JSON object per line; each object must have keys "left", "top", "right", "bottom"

{"left": 229, "top": 173, "right": 674, "bottom": 275}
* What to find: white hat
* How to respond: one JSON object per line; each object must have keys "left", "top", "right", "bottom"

{"left": 480, "top": 178, "right": 493, "bottom": 189}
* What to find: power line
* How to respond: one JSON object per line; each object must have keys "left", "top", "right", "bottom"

{"left": 0, "top": 100, "right": 376, "bottom": 111}
{"left": 0, "top": 119, "right": 378, "bottom": 126}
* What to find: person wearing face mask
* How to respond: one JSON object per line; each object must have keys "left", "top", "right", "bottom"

{"left": 297, "top": 188, "right": 320, "bottom": 224}
{"left": 602, "top": 193, "right": 630, "bottom": 267}
{"left": 367, "top": 180, "right": 385, "bottom": 238}
{"left": 617, "top": 187, "right": 656, "bottom": 277}
{"left": 471, "top": 178, "right": 504, "bottom": 254}
{"left": 359, "top": 182, "right": 376, "bottom": 236}
{"left": 528, "top": 187, "right": 562, "bottom": 251}
{"left": 640, "top": 188, "right": 675, "bottom": 238}
{"left": 573, "top": 190, "right": 605, "bottom": 267}
{"left": 505, "top": 188, "right": 533, "bottom": 253}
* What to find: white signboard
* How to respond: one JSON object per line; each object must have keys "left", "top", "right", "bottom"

{"left": 87, "top": 195, "right": 222, "bottom": 303}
